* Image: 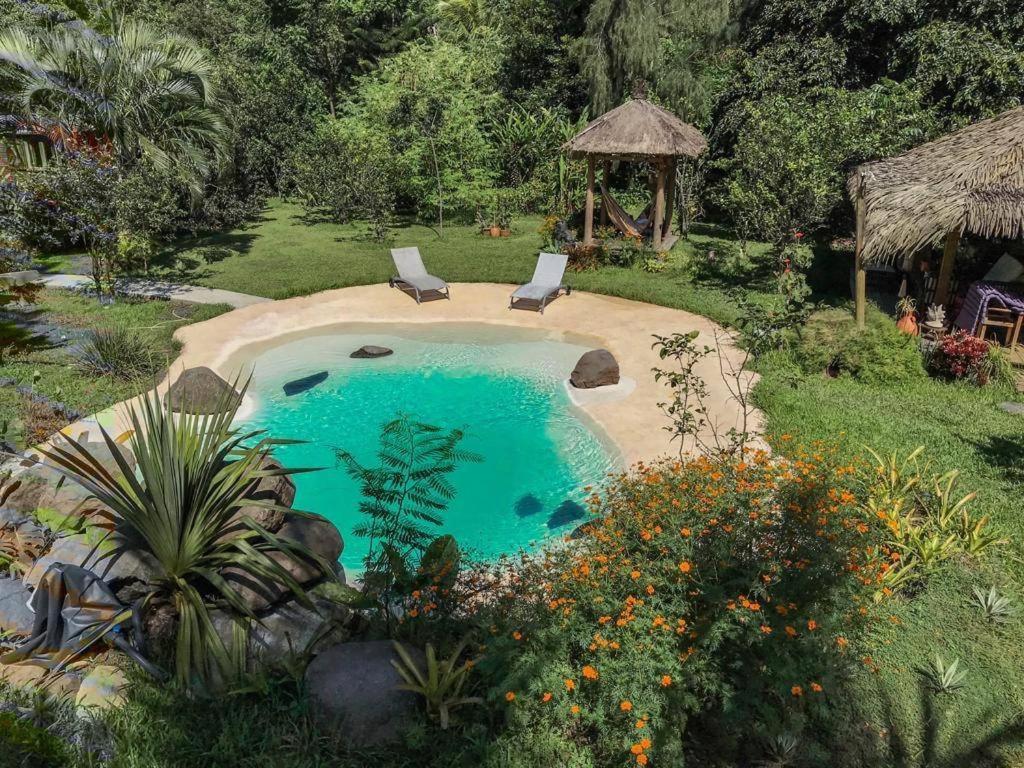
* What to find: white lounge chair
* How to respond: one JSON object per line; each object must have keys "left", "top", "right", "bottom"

{"left": 390, "top": 247, "right": 451, "bottom": 303}
{"left": 510, "top": 252, "right": 570, "bottom": 314}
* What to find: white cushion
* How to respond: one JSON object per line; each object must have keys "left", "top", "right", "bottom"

{"left": 983, "top": 253, "right": 1024, "bottom": 283}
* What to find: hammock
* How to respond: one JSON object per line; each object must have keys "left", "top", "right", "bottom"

{"left": 599, "top": 183, "right": 652, "bottom": 239}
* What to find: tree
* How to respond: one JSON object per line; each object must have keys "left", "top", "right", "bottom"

{"left": 0, "top": 2, "right": 229, "bottom": 185}
{"left": 577, "top": 0, "right": 734, "bottom": 113}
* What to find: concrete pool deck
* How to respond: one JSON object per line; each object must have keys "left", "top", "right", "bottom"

{"left": 97, "top": 283, "right": 761, "bottom": 465}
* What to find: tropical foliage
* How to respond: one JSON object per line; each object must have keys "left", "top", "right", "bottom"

{"left": 38, "top": 384, "right": 335, "bottom": 690}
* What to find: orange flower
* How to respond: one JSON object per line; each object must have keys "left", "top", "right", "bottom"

{"left": 620, "top": 700, "right": 633, "bottom": 711}
{"left": 807, "top": 619, "right": 818, "bottom": 631}
{"left": 505, "top": 691, "right": 516, "bottom": 702}
{"left": 836, "top": 636, "right": 849, "bottom": 649}
{"left": 512, "top": 630, "right": 523, "bottom": 641}
{"left": 785, "top": 625, "right": 797, "bottom": 637}
{"left": 630, "top": 744, "right": 644, "bottom": 755}
{"left": 565, "top": 678, "right": 576, "bottom": 691}
{"left": 660, "top": 675, "right": 672, "bottom": 687}
{"left": 680, "top": 527, "right": 691, "bottom": 537}
{"left": 678, "top": 561, "right": 692, "bottom": 573}
{"left": 636, "top": 755, "right": 649, "bottom": 765}
{"left": 791, "top": 685, "right": 803, "bottom": 697}
{"left": 582, "top": 665, "right": 599, "bottom": 680}
{"left": 635, "top": 719, "right": 647, "bottom": 728}
{"left": 810, "top": 682, "right": 823, "bottom": 693}
{"left": 542, "top": 692, "right": 553, "bottom": 702}
{"left": 630, "top": 570, "right": 641, "bottom": 580}
{"left": 570, "top": 704, "right": 581, "bottom": 714}
{"left": 760, "top": 624, "right": 772, "bottom": 634}
{"left": 641, "top": 738, "right": 651, "bottom": 749}
{"left": 645, "top": 584, "right": 655, "bottom": 595}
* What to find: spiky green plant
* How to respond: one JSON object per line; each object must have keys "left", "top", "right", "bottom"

{"left": 922, "top": 655, "right": 966, "bottom": 695}
{"left": 38, "top": 382, "right": 334, "bottom": 691}
{"left": 973, "top": 586, "right": 1014, "bottom": 623}
{"left": 391, "top": 637, "right": 482, "bottom": 729}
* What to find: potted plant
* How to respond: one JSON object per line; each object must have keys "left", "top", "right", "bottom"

{"left": 896, "top": 296, "right": 919, "bottom": 336}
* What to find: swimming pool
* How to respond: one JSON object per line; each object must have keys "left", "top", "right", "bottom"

{"left": 235, "top": 323, "right": 619, "bottom": 572}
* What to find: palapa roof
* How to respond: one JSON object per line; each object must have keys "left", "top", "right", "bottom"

{"left": 850, "top": 106, "right": 1024, "bottom": 266}
{"left": 564, "top": 88, "right": 707, "bottom": 161}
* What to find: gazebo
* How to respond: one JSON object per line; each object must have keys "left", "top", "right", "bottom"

{"left": 849, "top": 106, "right": 1024, "bottom": 328}
{"left": 564, "top": 85, "right": 707, "bottom": 251}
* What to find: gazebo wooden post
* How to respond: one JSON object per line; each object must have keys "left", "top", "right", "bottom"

{"left": 584, "top": 156, "right": 596, "bottom": 246}
{"left": 652, "top": 160, "right": 667, "bottom": 251}
{"left": 934, "top": 230, "right": 960, "bottom": 306}
{"left": 662, "top": 158, "right": 677, "bottom": 239}
{"left": 600, "top": 161, "right": 610, "bottom": 226}
{"left": 854, "top": 188, "right": 867, "bottom": 329}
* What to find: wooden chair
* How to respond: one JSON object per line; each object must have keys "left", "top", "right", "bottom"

{"left": 977, "top": 306, "right": 1024, "bottom": 348}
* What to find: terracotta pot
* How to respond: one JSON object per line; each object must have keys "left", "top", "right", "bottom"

{"left": 489, "top": 226, "right": 501, "bottom": 237}
{"left": 896, "top": 312, "right": 919, "bottom": 336}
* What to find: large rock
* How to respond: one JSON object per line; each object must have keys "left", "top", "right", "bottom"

{"left": 165, "top": 367, "right": 241, "bottom": 415}
{"left": 23, "top": 533, "right": 160, "bottom": 590}
{"left": 231, "top": 457, "right": 296, "bottom": 533}
{"left": 570, "top": 349, "right": 620, "bottom": 389}
{"left": 223, "top": 515, "right": 342, "bottom": 611}
{"left": 0, "top": 462, "right": 64, "bottom": 514}
{"left": 0, "top": 576, "right": 35, "bottom": 636}
{"left": 306, "top": 640, "right": 425, "bottom": 747}
{"left": 350, "top": 345, "right": 393, "bottom": 359}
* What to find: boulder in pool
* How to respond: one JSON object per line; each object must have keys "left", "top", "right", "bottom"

{"left": 570, "top": 349, "right": 619, "bottom": 389}
{"left": 283, "top": 371, "right": 328, "bottom": 396}
{"left": 350, "top": 345, "right": 393, "bottom": 359}
{"left": 165, "top": 367, "right": 241, "bottom": 414}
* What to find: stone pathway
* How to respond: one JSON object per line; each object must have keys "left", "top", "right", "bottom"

{"left": 39, "top": 274, "right": 269, "bottom": 309}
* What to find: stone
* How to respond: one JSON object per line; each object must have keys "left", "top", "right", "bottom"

{"left": 231, "top": 457, "right": 296, "bottom": 533}
{"left": 998, "top": 401, "right": 1024, "bottom": 416}
{"left": 75, "top": 665, "right": 127, "bottom": 712}
{"left": 23, "top": 533, "right": 160, "bottom": 590}
{"left": 0, "top": 463, "right": 64, "bottom": 514}
{"left": 569, "top": 349, "right": 620, "bottom": 389}
{"left": 223, "top": 515, "right": 343, "bottom": 611}
{"left": 165, "top": 367, "right": 241, "bottom": 415}
{"left": 305, "top": 640, "right": 425, "bottom": 747}
{"left": 0, "top": 576, "right": 35, "bottom": 637}
{"left": 350, "top": 345, "right": 393, "bottom": 359}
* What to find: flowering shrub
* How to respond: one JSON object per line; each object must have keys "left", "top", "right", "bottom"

{"left": 472, "top": 443, "right": 884, "bottom": 766}
{"left": 930, "top": 330, "right": 990, "bottom": 382}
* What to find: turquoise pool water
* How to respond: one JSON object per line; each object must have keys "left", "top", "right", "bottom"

{"left": 236, "top": 324, "right": 618, "bottom": 572}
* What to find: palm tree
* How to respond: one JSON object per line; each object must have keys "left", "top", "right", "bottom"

{"left": 0, "top": 3, "right": 229, "bottom": 182}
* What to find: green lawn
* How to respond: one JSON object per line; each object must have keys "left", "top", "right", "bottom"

{"left": 156, "top": 199, "right": 1024, "bottom": 764}
{"left": 0, "top": 291, "right": 229, "bottom": 448}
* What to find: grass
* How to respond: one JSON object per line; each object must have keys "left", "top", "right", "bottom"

{"left": 15, "top": 199, "right": 1024, "bottom": 765}
{"left": 0, "top": 290, "right": 229, "bottom": 447}
{"left": 153, "top": 200, "right": 777, "bottom": 325}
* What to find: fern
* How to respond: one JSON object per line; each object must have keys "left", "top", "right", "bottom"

{"left": 337, "top": 414, "right": 482, "bottom": 578}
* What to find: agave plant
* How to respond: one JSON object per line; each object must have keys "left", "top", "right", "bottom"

{"left": 391, "top": 637, "right": 482, "bottom": 729}
{"left": 922, "top": 655, "right": 966, "bottom": 695}
{"left": 38, "top": 382, "right": 334, "bottom": 690}
{"left": 973, "top": 586, "right": 1014, "bottom": 623}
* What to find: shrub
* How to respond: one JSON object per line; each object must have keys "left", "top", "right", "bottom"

{"left": 564, "top": 243, "right": 600, "bottom": 272}
{"left": 0, "top": 711, "right": 69, "bottom": 767}
{"left": 929, "top": 330, "right": 990, "bottom": 382}
{"left": 76, "top": 324, "right": 162, "bottom": 381}
{"left": 796, "top": 308, "right": 926, "bottom": 384}
{"left": 470, "top": 444, "right": 882, "bottom": 766}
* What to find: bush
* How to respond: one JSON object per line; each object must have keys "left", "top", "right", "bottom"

{"left": 76, "top": 324, "right": 163, "bottom": 381}
{"left": 470, "top": 445, "right": 883, "bottom": 766}
{"left": 0, "top": 711, "right": 69, "bottom": 768}
{"left": 929, "top": 330, "right": 991, "bottom": 383}
{"left": 796, "top": 308, "right": 926, "bottom": 384}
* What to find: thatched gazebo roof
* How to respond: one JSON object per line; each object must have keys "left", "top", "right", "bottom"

{"left": 564, "top": 89, "right": 707, "bottom": 160}
{"left": 849, "top": 106, "right": 1024, "bottom": 267}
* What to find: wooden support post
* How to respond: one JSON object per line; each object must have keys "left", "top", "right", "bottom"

{"left": 584, "top": 156, "right": 595, "bottom": 246}
{"left": 662, "top": 158, "right": 676, "bottom": 239}
{"left": 652, "top": 162, "right": 666, "bottom": 251}
{"left": 854, "top": 190, "right": 867, "bottom": 329}
{"left": 600, "top": 161, "right": 610, "bottom": 226}
{"left": 934, "top": 230, "right": 960, "bottom": 307}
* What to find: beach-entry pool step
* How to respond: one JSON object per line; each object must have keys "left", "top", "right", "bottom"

{"left": 283, "top": 371, "right": 329, "bottom": 396}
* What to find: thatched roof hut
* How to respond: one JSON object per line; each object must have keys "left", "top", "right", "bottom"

{"left": 564, "top": 96, "right": 707, "bottom": 161}
{"left": 563, "top": 84, "right": 707, "bottom": 251}
{"left": 849, "top": 106, "right": 1024, "bottom": 326}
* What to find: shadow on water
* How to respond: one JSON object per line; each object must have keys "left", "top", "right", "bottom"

{"left": 514, "top": 494, "right": 543, "bottom": 518}
{"left": 547, "top": 499, "right": 585, "bottom": 529}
